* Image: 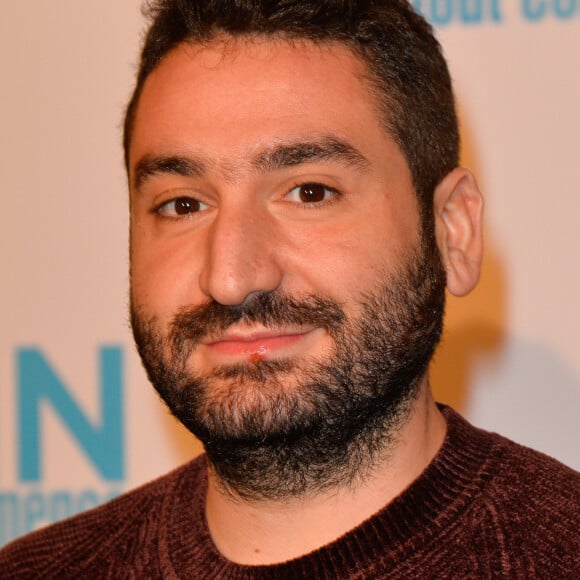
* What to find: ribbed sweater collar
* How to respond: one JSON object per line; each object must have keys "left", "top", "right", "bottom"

{"left": 158, "top": 407, "right": 502, "bottom": 579}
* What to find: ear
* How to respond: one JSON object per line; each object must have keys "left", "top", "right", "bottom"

{"left": 434, "top": 167, "right": 484, "bottom": 297}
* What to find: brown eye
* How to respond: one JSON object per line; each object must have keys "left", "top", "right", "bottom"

{"left": 299, "top": 184, "right": 326, "bottom": 203}
{"left": 287, "top": 182, "right": 337, "bottom": 205}
{"left": 174, "top": 197, "right": 200, "bottom": 214}
{"left": 157, "top": 196, "right": 207, "bottom": 217}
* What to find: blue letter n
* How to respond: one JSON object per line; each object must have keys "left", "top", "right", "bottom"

{"left": 18, "top": 347, "right": 124, "bottom": 482}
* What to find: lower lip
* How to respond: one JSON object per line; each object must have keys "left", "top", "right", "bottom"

{"left": 207, "top": 332, "right": 311, "bottom": 358}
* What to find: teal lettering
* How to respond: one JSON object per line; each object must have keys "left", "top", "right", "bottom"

{"left": 17, "top": 346, "right": 124, "bottom": 482}
{"left": 462, "top": 0, "right": 484, "bottom": 23}
{"left": 490, "top": 0, "right": 502, "bottom": 20}
{"left": 523, "top": 0, "right": 547, "bottom": 20}
{"left": 0, "top": 494, "right": 19, "bottom": 545}
{"left": 0, "top": 488, "right": 122, "bottom": 547}
{"left": 431, "top": 0, "right": 453, "bottom": 25}
{"left": 553, "top": 0, "right": 577, "bottom": 18}
{"left": 22, "top": 492, "right": 44, "bottom": 534}
{"left": 412, "top": 0, "right": 504, "bottom": 25}
{"left": 77, "top": 490, "right": 100, "bottom": 513}
{"left": 48, "top": 492, "right": 73, "bottom": 522}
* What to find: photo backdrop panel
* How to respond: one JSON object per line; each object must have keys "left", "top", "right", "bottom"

{"left": 1, "top": 1, "right": 578, "bottom": 546}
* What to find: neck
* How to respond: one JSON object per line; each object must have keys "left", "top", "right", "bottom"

{"left": 205, "top": 382, "right": 446, "bottom": 565}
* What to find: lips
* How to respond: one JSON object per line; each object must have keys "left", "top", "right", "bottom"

{"left": 204, "top": 329, "right": 313, "bottom": 358}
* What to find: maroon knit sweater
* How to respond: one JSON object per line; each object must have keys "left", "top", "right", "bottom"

{"left": 1, "top": 407, "right": 579, "bottom": 578}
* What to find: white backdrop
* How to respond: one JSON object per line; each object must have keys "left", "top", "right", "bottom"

{"left": 1, "top": 2, "right": 579, "bottom": 546}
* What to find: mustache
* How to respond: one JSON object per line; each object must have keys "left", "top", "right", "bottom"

{"left": 170, "top": 291, "right": 345, "bottom": 353}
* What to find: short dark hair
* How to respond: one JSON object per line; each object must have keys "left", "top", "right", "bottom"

{"left": 123, "top": 0, "right": 458, "bottom": 229}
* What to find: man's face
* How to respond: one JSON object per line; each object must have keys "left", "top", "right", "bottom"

{"left": 128, "top": 37, "right": 444, "bottom": 497}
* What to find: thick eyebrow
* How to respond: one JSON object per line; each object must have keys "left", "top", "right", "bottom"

{"left": 132, "top": 137, "right": 369, "bottom": 191}
{"left": 252, "top": 137, "right": 370, "bottom": 173}
{"left": 132, "top": 155, "right": 205, "bottom": 191}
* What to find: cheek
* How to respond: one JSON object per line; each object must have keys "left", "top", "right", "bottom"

{"left": 283, "top": 200, "right": 420, "bottom": 308}
{"left": 279, "top": 221, "right": 399, "bottom": 304}
{"left": 130, "top": 229, "right": 205, "bottom": 315}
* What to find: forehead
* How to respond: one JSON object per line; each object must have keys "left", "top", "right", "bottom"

{"left": 129, "top": 36, "right": 396, "bottom": 176}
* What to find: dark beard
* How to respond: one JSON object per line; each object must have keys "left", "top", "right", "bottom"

{"left": 131, "top": 240, "right": 445, "bottom": 500}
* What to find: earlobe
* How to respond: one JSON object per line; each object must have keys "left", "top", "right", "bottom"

{"left": 434, "top": 168, "right": 484, "bottom": 297}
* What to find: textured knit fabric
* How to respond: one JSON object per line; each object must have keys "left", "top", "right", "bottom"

{"left": 1, "top": 407, "right": 579, "bottom": 579}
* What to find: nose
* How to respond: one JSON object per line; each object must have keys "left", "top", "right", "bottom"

{"left": 198, "top": 204, "right": 284, "bottom": 306}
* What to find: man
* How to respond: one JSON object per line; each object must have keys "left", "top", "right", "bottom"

{"left": 2, "top": 0, "right": 578, "bottom": 577}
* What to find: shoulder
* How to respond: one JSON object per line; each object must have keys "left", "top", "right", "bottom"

{"left": 0, "top": 457, "right": 206, "bottom": 579}
{"left": 446, "top": 408, "right": 580, "bottom": 575}
{"left": 443, "top": 405, "right": 579, "bottom": 500}
{"left": 496, "top": 432, "right": 579, "bottom": 495}
{"left": 484, "top": 428, "right": 579, "bottom": 530}
{"left": 470, "top": 415, "right": 580, "bottom": 514}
